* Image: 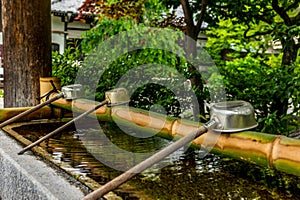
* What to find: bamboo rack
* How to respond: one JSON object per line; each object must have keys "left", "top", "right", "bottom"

{"left": 51, "top": 96, "right": 300, "bottom": 177}
{"left": 1, "top": 95, "right": 299, "bottom": 177}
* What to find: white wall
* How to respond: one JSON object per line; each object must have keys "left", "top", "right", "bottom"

{"left": 67, "top": 20, "right": 90, "bottom": 39}
{"left": 51, "top": 15, "right": 66, "bottom": 54}
{"left": 51, "top": 15, "right": 91, "bottom": 54}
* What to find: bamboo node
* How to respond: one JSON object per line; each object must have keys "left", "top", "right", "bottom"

{"left": 269, "top": 135, "right": 285, "bottom": 168}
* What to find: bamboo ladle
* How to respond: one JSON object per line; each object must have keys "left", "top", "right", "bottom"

{"left": 82, "top": 100, "right": 258, "bottom": 200}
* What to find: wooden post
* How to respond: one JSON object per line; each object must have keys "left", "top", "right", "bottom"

{"left": 1, "top": 0, "right": 52, "bottom": 107}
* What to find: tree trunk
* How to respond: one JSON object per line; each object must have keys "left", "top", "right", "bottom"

{"left": 281, "top": 39, "right": 298, "bottom": 66}
{"left": 185, "top": 27, "right": 205, "bottom": 122}
{"left": 270, "top": 39, "right": 299, "bottom": 117}
{"left": 185, "top": 27, "right": 197, "bottom": 58}
{"left": 2, "top": 0, "right": 51, "bottom": 107}
{"left": 180, "top": 0, "right": 207, "bottom": 122}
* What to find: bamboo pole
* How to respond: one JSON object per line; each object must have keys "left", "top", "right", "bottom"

{"left": 0, "top": 106, "right": 66, "bottom": 122}
{"left": 1, "top": 94, "right": 300, "bottom": 177}
{"left": 0, "top": 93, "right": 64, "bottom": 128}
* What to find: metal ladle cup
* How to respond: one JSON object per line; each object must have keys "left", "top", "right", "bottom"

{"left": 82, "top": 100, "right": 258, "bottom": 200}
{"left": 210, "top": 100, "right": 258, "bottom": 132}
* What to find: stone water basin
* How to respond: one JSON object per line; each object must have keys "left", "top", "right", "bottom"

{"left": 4, "top": 119, "right": 300, "bottom": 200}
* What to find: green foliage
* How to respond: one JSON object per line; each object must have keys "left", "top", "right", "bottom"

{"left": 53, "top": 0, "right": 300, "bottom": 133}
{"left": 143, "top": 0, "right": 170, "bottom": 22}
{"left": 78, "top": 18, "right": 208, "bottom": 118}
{"left": 81, "top": 17, "right": 135, "bottom": 54}
{"left": 0, "top": 89, "right": 4, "bottom": 98}
{"left": 221, "top": 55, "right": 300, "bottom": 134}
{"left": 52, "top": 46, "right": 82, "bottom": 86}
{"left": 207, "top": 0, "right": 300, "bottom": 66}
{"left": 77, "top": 0, "right": 211, "bottom": 120}
{"left": 207, "top": 18, "right": 300, "bottom": 134}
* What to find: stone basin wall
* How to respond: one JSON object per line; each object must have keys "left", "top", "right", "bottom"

{"left": 0, "top": 130, "right": 85, "bottom": 200}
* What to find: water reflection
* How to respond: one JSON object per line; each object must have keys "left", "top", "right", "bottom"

{"left": 13, "top": 121, "right": 300, "bottom": 200}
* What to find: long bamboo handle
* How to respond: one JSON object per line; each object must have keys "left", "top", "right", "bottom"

{"left": 82, "top": 120, "right": 216, "bottom": 200}
{"left": 0, "top": 93, "right": 64, "bottom": 128}
{"left": 18, "top": 99, "right": 108, "bottom": 155}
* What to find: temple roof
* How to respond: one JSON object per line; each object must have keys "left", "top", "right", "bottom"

{"left": 51, "top": 0, "right": 83, "bottom": 13}
{"left": 51, "top": 0, "right": 94, "bottom": 22}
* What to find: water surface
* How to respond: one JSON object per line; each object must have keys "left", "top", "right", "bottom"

{"left": 14, "top": 121, "right": 300, "bottom": 200}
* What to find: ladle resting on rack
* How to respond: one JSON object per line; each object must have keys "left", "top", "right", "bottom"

{"left": 82, "top": 100, "right": 258, "bottom": 200}
{"left": 18, "top": 88, "right": 130, "bottom": 155}
{"left": 0, "top": 84, "right": 82, "bottom": 129}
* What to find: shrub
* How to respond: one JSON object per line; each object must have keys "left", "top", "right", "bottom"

{"left": 52, "top": 46, "right": 82, "bottom": 86}
{"left": 207, "top": 53, "right": 300, "bottom": 134}
{"left": 77, "top": 18, "right": 209, "bottom": 119}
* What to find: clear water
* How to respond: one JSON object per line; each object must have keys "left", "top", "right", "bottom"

{"left": 14, "top": 121, "right": 300, "bottom": 200}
